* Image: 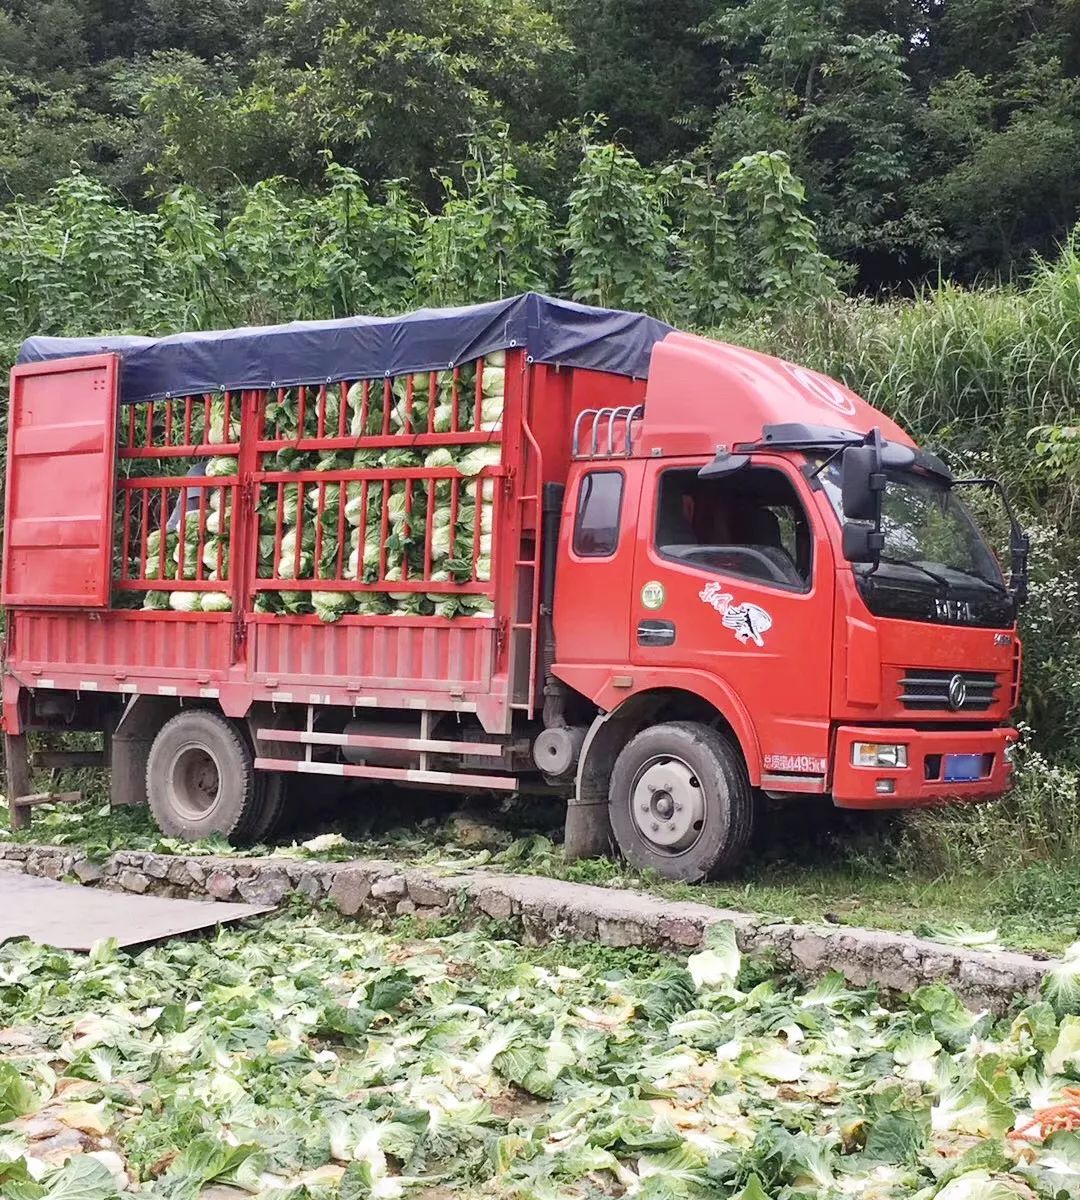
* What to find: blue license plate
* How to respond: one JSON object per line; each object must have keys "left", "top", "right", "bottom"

{"left": 944, "top": 753, "right": 984, "bottom": 783}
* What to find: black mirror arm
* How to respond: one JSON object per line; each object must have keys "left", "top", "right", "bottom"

{"left": 951, "top": 476, "right": 1029, "bottom": 602}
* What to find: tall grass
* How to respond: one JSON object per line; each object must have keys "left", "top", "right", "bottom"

{"left": 721, "top": 243, "right": 1080, "bottom": 522}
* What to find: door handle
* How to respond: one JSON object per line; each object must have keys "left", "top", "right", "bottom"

{"left": 637, "top": 619, "right": 676, "bottom": 647}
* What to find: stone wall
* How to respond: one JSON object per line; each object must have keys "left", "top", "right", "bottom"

{"left": 0, "top": 842, "right": 1048, "bottom": 1014}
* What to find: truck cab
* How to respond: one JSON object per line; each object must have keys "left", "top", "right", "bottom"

{"left": 553, "top": 332, "right": 1022, "bottom": 880}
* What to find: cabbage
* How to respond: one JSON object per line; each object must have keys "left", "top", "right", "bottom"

{"left": 205, "top": 456, "right": 236, "bottom": 477}
{"left": 481, "top": 365, "right": 505, "bottom": 397}
{"left": 424, "top": 447, "right": 455, "bottom": 470}
{"left": 353, "top": 590, "right": 393, "bottom": 615}
{"left": 934, "top": 1172, "right": 1033, "bottom": 1200}
{"left": 431, "top": 525, "right": 453, "bottom": 559}
{"left": 687, "top": 924, "right": 741, "bottom": 989}
{"left": 383, "top": 565, "right": 411, "bottom": 601}
{"left": 144, "top": 552, "right": 175, "bottom": 581}
{"left": 459, "top": 445, "right": 502, "bottom": 477}
{"left": 278, "top": 591, "right": 310, "bottom": 615}
{"left": 207, "top": 398, "right": 240, "bottom": 444}
{"left": 280, "top": 526, "right": 315, "bottom": 560}
{"left": 433, "top": 402, "right": 454, "bottom": 433}
{"left": 344, "top": 495, "right": 367, "bottom": 526}
{"left": 201, "top": 592, "right": 232, "bottom": 612}
{"left": 463, "top": 596, "right": 495, "bottom": 617}
{"left": 202, "top": 539, "right": 228, "bottom": 572}
{"left": 142, "top": 591, "right": 169, "bottom": 611}
{"left": 1044, "top": 940, "right": 1080, "bottom": 1016}
{"left": 168, "top": 590, "right": 201, "bottom": 612}
{"left": 1046, "top": 1015, "right": 1080, "bottom": 1076}
{"left": 278, "top": 552, "right": 313, "bottom": 580}
{"left": 386, "top": 490, "right": 410, "bottom": 525}
{"left": 312, "top": 591, "right": 355, "bottom": 623}
{"left": 480, "top": 395, "right": 504, "bottom": 431}
{"left": 381, "top": 448, "right": 422, "bottom": 469}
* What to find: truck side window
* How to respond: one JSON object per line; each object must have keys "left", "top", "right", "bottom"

{"left": 655, "top": 466, "right": 812, "bottom": 591}
{"left": 573, "top": 470, "right": 624, "bottom": 557}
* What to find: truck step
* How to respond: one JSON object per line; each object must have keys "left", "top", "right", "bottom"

{"left": 30, "top": 751, "right": 107, "bottom": 769}
{"left": 254, "top": 757, "right": 517, "bottom": 791}
{"left": 255, "top": 728, "right": 503, "bottom": 757}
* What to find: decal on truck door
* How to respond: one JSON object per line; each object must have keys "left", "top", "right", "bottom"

{"left": 699, "top": 582, "right": 773, "bottom": 647}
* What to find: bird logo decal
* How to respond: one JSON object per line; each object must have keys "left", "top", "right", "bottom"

{"left": 699, "top": 582, "right": 773, "bottom": 647}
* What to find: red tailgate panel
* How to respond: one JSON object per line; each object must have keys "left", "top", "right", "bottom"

{"left": 3, "top": 355, "right": 119, "bottom": 607}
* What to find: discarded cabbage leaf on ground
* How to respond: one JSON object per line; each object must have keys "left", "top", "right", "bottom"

{"left": 0, "top": 914, "right": 1077, "bottom": 1199}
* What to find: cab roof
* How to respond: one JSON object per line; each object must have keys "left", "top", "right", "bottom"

{"left": 638, "top": 331, "right": 913, "bottom": 455}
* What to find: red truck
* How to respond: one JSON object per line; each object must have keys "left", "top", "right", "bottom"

{"left": 2, "top": 294, "right": 1026, "bottom": 880}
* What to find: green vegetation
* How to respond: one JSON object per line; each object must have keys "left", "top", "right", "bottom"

{"left": 7, "top": 1, "right": 1080, "bottom": 285}
{"left": 1, "top": 907, "right": 1079, "bottom": 1199}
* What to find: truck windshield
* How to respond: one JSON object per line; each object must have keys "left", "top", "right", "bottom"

{"left": 817, "top": 460, "right": 1013, "bottom": 627}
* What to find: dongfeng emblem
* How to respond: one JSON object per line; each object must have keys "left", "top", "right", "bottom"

{"left": 947, "top": 673, "right": 967, "bottom": 711}
{"left": 699, "top": 582, "right": 773, "bottom": 647}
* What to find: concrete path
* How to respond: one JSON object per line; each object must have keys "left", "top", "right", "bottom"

{"left": 0, "top": 869, "right": 271, "bottom": 950}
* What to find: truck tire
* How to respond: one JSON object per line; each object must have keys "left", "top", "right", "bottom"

{"left": 146, "top": 710, "right": 265, "bottom": 843}
{"left": 608, "top": 721, "right": 754, "bottom": 882}
{"left": 241, "top": 772, "right": 287, "bottom": 845}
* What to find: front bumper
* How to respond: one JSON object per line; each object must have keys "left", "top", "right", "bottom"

{"left": 831, "top": 724, "right": 1016, "bottom": 809}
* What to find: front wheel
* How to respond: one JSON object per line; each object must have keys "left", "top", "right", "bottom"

{"left": 608, "top": 720, "right": 754, "bottom": 882}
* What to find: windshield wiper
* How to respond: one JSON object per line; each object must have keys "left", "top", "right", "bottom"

{"left": 928, "top": 563, "right": 1010, "bottom": 597}
{"left": 868, "top": 555, "right": 950, "bottom": 592}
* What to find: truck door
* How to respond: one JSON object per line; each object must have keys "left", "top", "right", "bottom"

{"left": 630, "top": 457, "right": 834, "bottom": 784}
{"left": 552, "top": 462, "right": 643, "bottom": 677}
{"left": 3, "top": 355, "right": 119, "bottom": 608}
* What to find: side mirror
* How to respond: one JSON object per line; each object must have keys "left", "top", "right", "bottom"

{"left": 840, "top": 444, "right": 886, "bottom": 521}
{"left": 843, "top": 521, "right": 884, "bottom": 564}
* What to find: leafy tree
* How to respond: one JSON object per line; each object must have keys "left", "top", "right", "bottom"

{"left": 417, "top": 130, "right": 556, "bottom": 305}
{"left": 701, "top": 0, "right": 921, "bottom": 273}
{"left": 553, "top": 0, "right": 720, "bottom": 163}
{"left": 564, "top": 141, "right": 673, "bottom": 314}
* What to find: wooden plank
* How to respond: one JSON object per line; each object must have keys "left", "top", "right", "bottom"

{"left": 12, "top": 790, "right": 83, "bottom": 810}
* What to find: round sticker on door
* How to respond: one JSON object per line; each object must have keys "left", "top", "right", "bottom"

{"left": 641, "top": 581, "right": 666, "bottom": 610}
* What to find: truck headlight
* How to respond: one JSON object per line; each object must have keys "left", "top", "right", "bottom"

{"left": 852, "top": 742, "right": 908, "bottom": 768}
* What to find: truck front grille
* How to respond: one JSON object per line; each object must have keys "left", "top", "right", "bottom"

{"left": 898, "top": 669, "right": 999, "bottom": 712}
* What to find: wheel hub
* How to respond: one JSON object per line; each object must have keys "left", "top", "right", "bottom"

{"left": 630, "top": 757, "right": 704, "bottom": 852}
{"left": 169, "top": 743, "right": 222, "bottom": 821}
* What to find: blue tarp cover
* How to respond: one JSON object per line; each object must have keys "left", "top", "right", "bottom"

{"left": 17, "top": 293, "right": 672, "bottom": 405}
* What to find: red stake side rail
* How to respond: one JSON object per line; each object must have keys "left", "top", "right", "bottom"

{"left": 3, "top": 350, "right": 545, "bottom": 735}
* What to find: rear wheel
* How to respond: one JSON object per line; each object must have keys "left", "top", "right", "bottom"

{"left": 608, "top": 720, "right": 754, "bottom": 882}
{"left": 146, "top": 710, "right": 266, "bottom": 843}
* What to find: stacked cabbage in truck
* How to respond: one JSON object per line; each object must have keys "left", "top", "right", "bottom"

{"left": 2, "top": 294, "right": 1027, "bottom": 879}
